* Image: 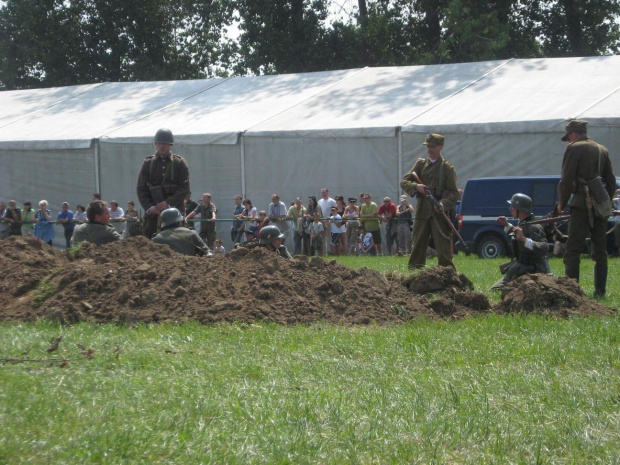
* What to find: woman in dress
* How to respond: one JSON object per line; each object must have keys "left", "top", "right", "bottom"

{"left": 34, "top": 200, "right": 54, "bottom": 246}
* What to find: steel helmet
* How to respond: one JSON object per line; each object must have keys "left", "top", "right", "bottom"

{"left": 259, "top": 225, "right": 285, "bottom": 245}
{"left": 507, "top": 193, "right": 532, "bottom": 214}
{"left": 154, "top": 128, "right": 174, "bottom": 145}
{"left": 160, "top": 208, "right": 184, "bottom": 228}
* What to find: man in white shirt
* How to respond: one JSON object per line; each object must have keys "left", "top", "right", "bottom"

{"left": 318, "top": 188, "right": 336, "bottom": 253}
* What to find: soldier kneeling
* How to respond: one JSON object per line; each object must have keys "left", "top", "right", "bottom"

{"left": 152, "top": 208, "right": 212, "bottom": 257}
{"left": 491, "top": 193, "right": 550, "bottom": 290}
{"left": 259, "top": 225, "right": 292, "bottom": 258}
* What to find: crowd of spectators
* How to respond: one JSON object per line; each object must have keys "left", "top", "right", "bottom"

{"left": 0, "top": 188, "right": 420, "bottom": 256}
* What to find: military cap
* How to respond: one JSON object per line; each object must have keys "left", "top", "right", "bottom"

{"left": 423, "top": 133, "right": 445, "bottom": 146}
{"left": 561, "top": 119, "right": 588, "bottom": 141}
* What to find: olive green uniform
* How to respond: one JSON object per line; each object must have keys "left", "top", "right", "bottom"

{"left": 152, "top": 226, "right": 209, "bottom": 256}
{"left": 137, "top": 153, "right": 190, "bottom": 239}
{"left": 401, "top": 156, "right": 458, "bottom": 269}
{"left": 558, "top": 136, "right": 615, "bottom": 295}
{"left": 491, "top": 215, "right": 550, "bottom": 290}
{"left": 72, "top": 222, "right": 122, "bottom": 246}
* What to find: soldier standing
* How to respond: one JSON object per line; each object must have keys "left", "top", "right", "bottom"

{"left": 137, "top": 128, "right": 190, "bottom": 239}
{"left": 400, "top": 133, "right": 459, "bottom": 269}
{"left": 557, "top": 119, "right": 616, "bottom": 297}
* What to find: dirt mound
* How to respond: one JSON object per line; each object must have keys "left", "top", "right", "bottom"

{"left": 0, "top": 237, "right": 613, "bottom": 324}
{"left": 493, "top": 273, "right": 617, "bottom": 317}
{"left": 0, "top": 236, "right": 496, "bottom": 325}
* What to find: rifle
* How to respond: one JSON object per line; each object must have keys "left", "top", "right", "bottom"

{"left": 524, "top": 210, "right": 619, "bottom": 226}
{"left": 410, "top": 171, "right": 469, "bottom": 252}
{"left": 525, "top": 215, "right": 571, "bottom": 225}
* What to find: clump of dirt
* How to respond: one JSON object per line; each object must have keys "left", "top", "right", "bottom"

{"left": 493, "top": 273, "right": 617, "bottom": 317}
{"left": 0, "top": 237, "right": 613, "bottom": 324}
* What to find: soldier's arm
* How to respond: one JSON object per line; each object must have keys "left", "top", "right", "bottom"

{"left": 558, "top": 147, "right": 578, "bottom": 210}
{"left": 136, "top": 159, "right": 156, "bottom": 211}
{"left": 400, "top": 160, "right": 423, "bottom": 197}
{"left": 439, "top": 162, "right": 459, "bottom": 211}
{"left": 601, "top": 150, "right": 616, "bottom": 199}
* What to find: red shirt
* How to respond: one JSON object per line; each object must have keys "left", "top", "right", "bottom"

{"left": 377, "top": 202, "right": 397, "bottom": 217}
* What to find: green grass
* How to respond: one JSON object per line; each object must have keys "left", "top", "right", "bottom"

{"left": 1, "top": 255, "right": 619, "bottom": 464}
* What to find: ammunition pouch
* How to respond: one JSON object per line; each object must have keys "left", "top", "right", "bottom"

{"left": 587, "top": 176, "right": 612, "bottom": 218}
{"left": 162, "top": 184, "right": 178, "bottom": 196}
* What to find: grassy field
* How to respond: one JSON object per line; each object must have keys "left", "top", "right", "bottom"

{"left": 1, "top": 255, "right": 619, "bottom": 464}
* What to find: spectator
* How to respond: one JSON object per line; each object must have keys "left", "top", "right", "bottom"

{"left": 0, "top": 202, "right": 8, "bottom": 240}
{"left": 124, "top": 201, "right": 142, "bottom": 237}
{"left": 186, "top": 193, "right": 217, "bottom": 250}
{"left": 185, "top": 192, "right": 198, "bottom": 217}
{"left": 308, "top": 212, "right": 324, "bottom": 256}
{"left": 34, "top": 200, "right": 54, "bottom": 246}
{"left": 361, "top": 225, "right": 376, "bottom": 256}
{"left": 240, "top": 198, "right": 258, "bottom": 241}
{"left": 359, "top": 193, "right": 380, "bottom": 255}
{"left": 343, "top": 197, "right": 360, "bottom": 255}
{"left": 92, "top": 193, "right": 102, "bottom": 201}
{"left": 5, "top": 200, "right": 22, "bottom": 237}
{"left": 21, "top": 201, "right": 36, "bottom": 237}
{"left": 268, "top": 194, "right": 290, "bottom": 245}
{"left": 287, "top": 197, "right": 307, "bottom": 255}
{"left": 256, "top": 210, "right": 270, "bottom": 237}
{"left": 304, "top": 196, "right": 322, "bottom": 255}
{"left": 318, "top": 188, "right": 337, "bottom": 252}
{"left": 56, "top": 201, "right": 76, "bottom": 249}
{"left": 108, "top": 200, "right": 125, "bottom": 236}
{"left": 74, "top": 205, "right": 87, "bottom": 224}
{"left": 213, "top": 238, "right": 226, "bottom": 254}
{"left": 231, "top": 194, "right": 245, "bottom": 244}
{"left": 328, "top": 206, "right": 343, "bottom": 255}
{"left": 377, "top": 196, "right": 397, "bottom": 255}
{"left": 395, "top": 195, "right": 414, "bottom": 255}
{"left": 72, "top": 200, "right": 122, "bottom": 246}
{"left": 335, "top": 195, "right": 347, "bottom": 255}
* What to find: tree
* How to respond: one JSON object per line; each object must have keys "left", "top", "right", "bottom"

{"left": 0, "top": 0, "right": 235, "bottom": 90}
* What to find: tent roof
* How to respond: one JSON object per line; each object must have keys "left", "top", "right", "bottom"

{"left": 0, "top": 56, "right": 619, "bottom": 149}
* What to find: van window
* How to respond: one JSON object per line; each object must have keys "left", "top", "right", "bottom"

{"left": 531, "top": 181, "right": 558, "bottom": 209}
{"left": 472, "top": 181, "right": 525, "bottom": 216}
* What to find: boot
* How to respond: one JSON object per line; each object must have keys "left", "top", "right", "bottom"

{"left": 564, "top": 263, "right": 580, "bottom": 282}
{"left": 593, "top": 262, "right": 607, "bottom": 298}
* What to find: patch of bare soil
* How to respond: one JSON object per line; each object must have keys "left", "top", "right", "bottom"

{"left": 0, "top": 237, "right": 613, "bottom": 324}
{"left": 493, "top": 273, "right": 617, "bottom": 317}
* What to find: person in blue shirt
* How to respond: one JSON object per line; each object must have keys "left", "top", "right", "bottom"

{"left": 56, "top": 202, "right": 75, "bottom": 249}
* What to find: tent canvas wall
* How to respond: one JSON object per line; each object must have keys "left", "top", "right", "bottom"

{"left": 1, "top": 56, "right": 619, "bottom": 251}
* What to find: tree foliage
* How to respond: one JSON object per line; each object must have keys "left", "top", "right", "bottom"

{"left": 0, "top": 0, "right": 618, "bottom": 89}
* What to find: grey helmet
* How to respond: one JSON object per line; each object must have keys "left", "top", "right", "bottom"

{"left": 154, "top": 128, "right": 174, "bottom": 145}
{"left": 259, "top": 225, "right": 285, "bottom": 245}
{"left": 160, "top": 208, "right": 184, "bottom": 228}
{"left": 507, "top": 193, "right": 532, "bottom": 214}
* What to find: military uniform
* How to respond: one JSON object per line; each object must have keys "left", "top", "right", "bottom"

{"left": 558, "top": 121, "right": 616, "bottom": 296}
{"left": 136, "top": 152, "right": 190, "bottom": 239}
{"left": 152, "top": 226, "right": 209, "bottom": 256}
{"left": 401, "top": 153, "right": 458, "bottom": 269}
{"left": 72, "top": 222, "right": 122, "bottom": 246}
{"left": 491, "top": 215, "right": 550, "bottom": 290}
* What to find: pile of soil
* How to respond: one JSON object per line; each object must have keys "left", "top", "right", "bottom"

{"left": 0, "top": 236, "right": 614, "bottom": 324}
{"left": 494, "top": 273, "right": 617, "bottom": 317}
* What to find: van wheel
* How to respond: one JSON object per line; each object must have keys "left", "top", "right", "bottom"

{"left": 476, "top": 235, "right": 507, "bottom": 259}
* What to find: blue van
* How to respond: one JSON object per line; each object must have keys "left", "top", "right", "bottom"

{"left": 457, "top": 176, "right": 562, "bottom": 258}
{"left": 457, "top": 175, "right": 619, "bottom": 258}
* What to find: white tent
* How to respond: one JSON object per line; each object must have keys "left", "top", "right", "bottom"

{"left": 1, "top": 56, "right": 619, "bottom": 249}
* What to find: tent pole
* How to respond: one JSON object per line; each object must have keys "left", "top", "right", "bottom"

{"left": 397, "top": 127, "right": 403, "bottom": 195}
{"left": 240, "top": 133, "right": 246, "bottom": 197}
{"left": 94, "top": 138, "right": 101, "bottom": 196}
